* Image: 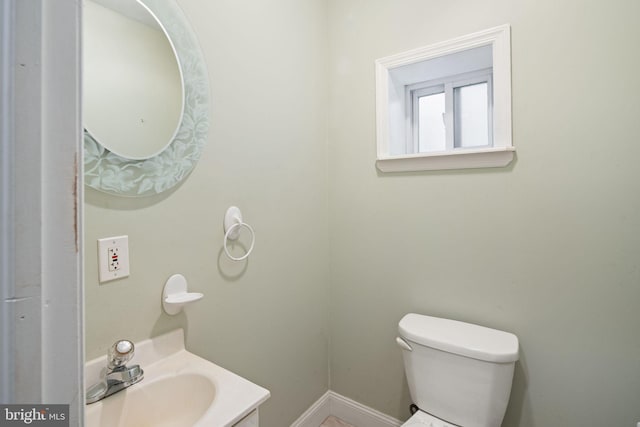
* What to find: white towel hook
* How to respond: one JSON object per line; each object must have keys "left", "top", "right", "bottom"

{"left": 223, "top": 206, "right": 255, "bottom": 261}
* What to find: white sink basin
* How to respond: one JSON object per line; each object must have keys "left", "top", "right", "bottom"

{"left": 85, "top": 330, "right": 270, "bottom": 427}
{"left": 87, "top": 374, "right": 215, "bottom": 427}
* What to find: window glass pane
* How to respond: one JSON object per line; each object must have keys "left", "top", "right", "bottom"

{"left": 454, "top": 82, "right": 489, "bottom": 148}
{"left": 418, "top": 92, "right": 445, "bottom": 152}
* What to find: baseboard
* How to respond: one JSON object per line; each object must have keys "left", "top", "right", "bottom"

{"left": 290, "top": 391, "right": 333, "bottom": 427}
{"left": 291, "top": 391, "right": 403, "bottom": 427}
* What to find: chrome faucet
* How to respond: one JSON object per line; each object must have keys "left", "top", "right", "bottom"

{"left": 86, "top": 339, "right": 144, "bottom": 404}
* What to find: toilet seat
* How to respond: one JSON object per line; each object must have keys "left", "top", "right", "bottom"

{"left": 400, "top": 410, "right": 458, "bottom": 427}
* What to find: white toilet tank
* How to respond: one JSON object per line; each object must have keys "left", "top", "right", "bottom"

{"left": 397, "top": 314, "right": 519, "bottom": 427}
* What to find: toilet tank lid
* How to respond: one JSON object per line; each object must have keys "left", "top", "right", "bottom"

{"left": 398, "top": 314, "right": 519, "bottom": 363}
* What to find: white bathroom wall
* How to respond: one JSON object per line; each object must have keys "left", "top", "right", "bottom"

{"left": 83, "top": 1, "right": 329, "bottom": 426}
{"left": 327, "top": 0, "right": 640, "bottom": 426}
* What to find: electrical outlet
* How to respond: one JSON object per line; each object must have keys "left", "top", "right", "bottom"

{"left": 108, "top": 246, "right": 120, "bottom": 271}
{"left": 98, "top": 235, "right": 130, "bottom": 283}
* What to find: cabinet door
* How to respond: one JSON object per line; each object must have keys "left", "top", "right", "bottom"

{"left": 233, "top": 409, "right": 259, "bottom": 427}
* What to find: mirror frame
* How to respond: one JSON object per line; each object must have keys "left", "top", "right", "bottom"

{"left": 84, "top": 0, "right": 209, "bottom": 197}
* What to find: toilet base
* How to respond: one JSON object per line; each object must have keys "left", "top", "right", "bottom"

{"left": 400, "top": 410, "right": 458, "bottom": 427}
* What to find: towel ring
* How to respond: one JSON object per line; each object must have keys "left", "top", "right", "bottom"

{"left": 223, "top": 206, "right": 255, "bottom": 261}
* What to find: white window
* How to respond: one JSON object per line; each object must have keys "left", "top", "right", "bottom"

{"left": 407, "top": 69, "right": 492, "bottom": 154}
{"left": 375, "top": 25, "right": 514, "bottom": 172}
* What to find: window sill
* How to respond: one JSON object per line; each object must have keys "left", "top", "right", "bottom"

{"left": 376, "top": 146, "right": 515, "bottom": 172}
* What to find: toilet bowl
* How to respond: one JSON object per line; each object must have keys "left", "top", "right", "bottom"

{"left": 397, "top": 313, "right": 519, "bottom": 427}
{"left": 401, "top": 410, "right": 457, "bottom": 427}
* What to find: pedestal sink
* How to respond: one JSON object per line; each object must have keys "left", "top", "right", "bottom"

{"left": 85, "top": 330, "right": 270, "bottom": 427}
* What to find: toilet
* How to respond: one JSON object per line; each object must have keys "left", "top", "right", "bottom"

{"left": 396, "top": 313, "right": 519, "bottom": 427}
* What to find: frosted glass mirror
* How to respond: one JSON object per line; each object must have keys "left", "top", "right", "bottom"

{"left": 84, "top": 0, "right": 183, "bottom": 159}
{"left": 83, "top": 0, "right": 209, "bottom": 197}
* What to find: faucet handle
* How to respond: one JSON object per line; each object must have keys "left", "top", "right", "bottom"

{"left": 107, "top": 339, "right": 135, "bottom": 369}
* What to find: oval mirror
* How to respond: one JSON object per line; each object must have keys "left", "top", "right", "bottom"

{"left": 83, "top": 0, "right": 209, "bottom": 197}
{"left": 84, "top": 0, "right": 184, "bottom": 160}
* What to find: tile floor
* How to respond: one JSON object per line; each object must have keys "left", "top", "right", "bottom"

{"left": 320, "top": 415, "right": 356, "bottom": 427}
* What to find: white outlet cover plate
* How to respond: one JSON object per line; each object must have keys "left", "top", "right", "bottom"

{"left": 98, "top": 235, "right": 130, "bottom": 283}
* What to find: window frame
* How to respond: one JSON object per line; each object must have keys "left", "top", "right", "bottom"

{"left": 375, "top": 24, "right": 514, "bottom": 172}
